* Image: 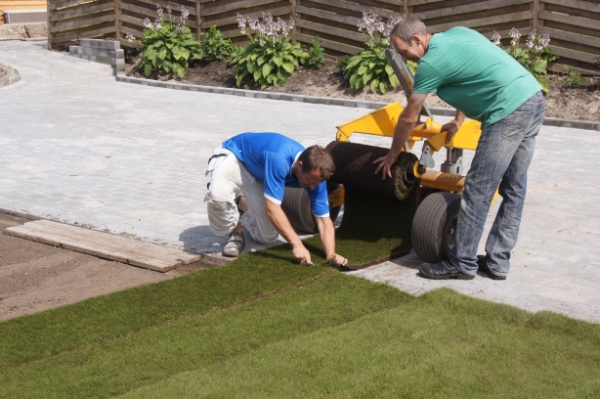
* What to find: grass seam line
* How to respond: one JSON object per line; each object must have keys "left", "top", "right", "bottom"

{"left": 2, "top": 268, "right": 334, "bottom": 371}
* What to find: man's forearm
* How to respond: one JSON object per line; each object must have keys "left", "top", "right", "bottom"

{"left": 391, "top": 93, "right": 428, "bottom": 153}
{"left": 265, "top": 199, "right": 302, "bottom": 246}
{"left": 453, "top": 110, "right": 466, "bottom": 126}
{"left": 390, "top": 118, "right": 417, "bottom": 156}
{"left": 316, "top": 216, "right": 336, "bottom": 258}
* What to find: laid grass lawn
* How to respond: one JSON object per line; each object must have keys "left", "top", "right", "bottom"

{"left": 1, "top": 245, "right": 599, "bottom": 398}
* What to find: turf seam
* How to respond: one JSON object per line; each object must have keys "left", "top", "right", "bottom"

{"left": 2, "top": 268, "right": 334, "bottom": 371}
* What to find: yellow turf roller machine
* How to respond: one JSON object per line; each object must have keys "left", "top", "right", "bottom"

{"left": 330, "top": 49, "right": 487, "bottom": 263}
{"left": 283, "top": 50, "right": 488, "bottom": 264}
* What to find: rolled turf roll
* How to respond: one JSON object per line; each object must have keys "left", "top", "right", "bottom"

{"left": 325, "top": 141, "right": 419, "bottom": 200}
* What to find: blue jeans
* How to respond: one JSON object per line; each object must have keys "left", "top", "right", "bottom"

{"left": 447, "top": 91, "right": 545, "bottom": 277}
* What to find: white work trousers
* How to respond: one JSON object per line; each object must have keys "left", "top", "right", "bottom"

{"left": 204, "top": 148, "right": 279, "bottom": 244}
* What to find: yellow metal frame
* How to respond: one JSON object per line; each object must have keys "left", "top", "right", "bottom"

{"left": 336, "top": 102, "right": 481, "bottom": 159}
{"left": 331, "top": 102, "right": 499, "bottom": 205}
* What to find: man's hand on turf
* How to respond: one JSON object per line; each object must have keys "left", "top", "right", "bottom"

{"left": 293, "top": 243, "right": 312, "bottom": 265}
{"left": 326, "top": 254, "right": 348, "bottom": 267}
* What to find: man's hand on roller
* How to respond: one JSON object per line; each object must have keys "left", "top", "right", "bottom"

{"left": 374, "top": 151, "right": 399, "bottom": 180}
{"left": 441, "top": 120, "right": 460, "bottom": 144}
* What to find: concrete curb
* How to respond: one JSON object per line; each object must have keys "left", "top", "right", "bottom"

{"left": 115, "top": 72, "right": 600, "bottom": 131}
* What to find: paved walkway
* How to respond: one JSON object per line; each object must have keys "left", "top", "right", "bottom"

{"left": 1, "top": 40, "right": 599, "bottom": 323}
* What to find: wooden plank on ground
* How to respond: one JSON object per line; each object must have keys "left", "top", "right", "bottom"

{"left": 4, "top": 220, "right": 202, "bottom": 272}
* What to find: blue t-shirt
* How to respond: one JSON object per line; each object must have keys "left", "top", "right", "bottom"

{"left": 222, "top": 132, "right": 330, "bottom": 217}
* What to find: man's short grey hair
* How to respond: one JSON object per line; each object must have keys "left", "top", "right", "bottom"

{"left": 391, "top": 17, "right": 428, "bottom": 44}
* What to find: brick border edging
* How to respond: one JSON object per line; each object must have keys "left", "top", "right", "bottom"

{"left": 114, "top": 72, "right": 600, "bottom": 131}
{"left": 64, "top": 39, "right": 599, "bottom": 131}
{"left": 69, "top": 39, "right": 125, "bottom": 74}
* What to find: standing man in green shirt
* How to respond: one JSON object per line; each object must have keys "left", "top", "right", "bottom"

{"left": 374, "top": 18, "right": 545, "bottom": 280}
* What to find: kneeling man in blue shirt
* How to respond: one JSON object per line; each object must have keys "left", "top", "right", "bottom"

{"left": 205, "top": 132, "right": 347, "bottom": 267}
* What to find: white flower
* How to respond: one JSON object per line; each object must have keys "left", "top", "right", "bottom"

{"left": 491, "top": 31, "right": 501, "bottom": 46}
{"left": 509, "top": 27, "right": 521, "bottom": 40}
{"left": 509, "top": 27, "right": 521, "bottom": 47}
{"left": 526, "top": 29, "right": 536, "bottom": 49}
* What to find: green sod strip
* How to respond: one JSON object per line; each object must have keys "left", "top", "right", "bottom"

{"left": 118, "top": 288, "right": 600, "bottom": 399}
{"left": 0, "top": 272, "right": 411, "bottom": 399}
{"left": 304, "top": 186, "right": 419, "bottom": 268}
{"left": 0, "top": 245, "right": 326, "bottom": 369}
{"left": 0, "top": 182, "right": 417, "bottom": 371}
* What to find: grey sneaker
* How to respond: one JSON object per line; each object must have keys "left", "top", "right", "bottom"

{"left": 223, "top": 232, "right": 245, "bottom": 257}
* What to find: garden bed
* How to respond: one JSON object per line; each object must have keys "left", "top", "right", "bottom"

{"left": 125, "top": 54, "right": 600, "bottom": 123}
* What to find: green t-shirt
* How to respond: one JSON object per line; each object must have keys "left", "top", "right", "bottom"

{"left": 413, "top": 27, "right": 541, "bottom": 128}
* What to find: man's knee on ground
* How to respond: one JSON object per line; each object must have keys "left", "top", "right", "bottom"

{"left": 207, "top": 200, "right": 238, "bottom": 237}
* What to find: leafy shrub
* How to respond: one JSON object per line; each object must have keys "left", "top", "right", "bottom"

{"left": 230, "top": 13, "right": 308, "bottom": 89}
{"left": 306, "top": 36, "right": 325, "bottom": 68}
{"left": 128, "top": 5, "right": 203, "bottom": 79}
{"left": 562, "top": 66, "right": 585, "bottom": 88}
{"left": 342, "top": 11, "right": 403, "bottom": 94}
{"left": 406, "top": 60, "right": 418, "bottom": 76}
{"left": 491, "top": 28, "right": 557, "bottom": 92}
{"left": 334, "top": 55, "right": 351, "bottom": 74}
{"left": 200, "top": 25, "right": 233, "bottom": 62}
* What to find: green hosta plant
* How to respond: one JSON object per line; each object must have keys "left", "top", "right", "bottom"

{"left": 491, "top": 28, "right": 557, "bottom": 92}
{"left": 345, "top": 40, "right": 399, "bottom": 94}
{"left": 230, "top": 13, "right": 308, "bottom": 89}
{"left": 343, "top": 11, "right": 403, "bottom": 94}
{"left": 200, "top": 25, "right": 232, "bottom": 62}
{"left": 129, "top": 5, "right": 203, "bottom": 79}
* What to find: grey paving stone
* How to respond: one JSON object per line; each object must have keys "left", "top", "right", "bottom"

{"left": 1, "top": 40, "right": 599, "bottom": 324}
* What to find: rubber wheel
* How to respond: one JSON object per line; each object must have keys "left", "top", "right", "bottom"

{"left": 281, "top": 187, "right": 316, "bottom": 234}
{"left": 419, "top": 187, "right": 440, "bottom": 201}
{"left": 411, "top": 191, "right": 461, "bottom": 264}
{"left": 281, "top": 184, "right": 342, "bottom": 234}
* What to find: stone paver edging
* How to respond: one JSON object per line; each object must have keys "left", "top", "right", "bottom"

{"left": 63, "top": 39, "right": 598, "bottom": 131}
{"left": 116, "top": 74, "right": 599, "bottom": 132}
